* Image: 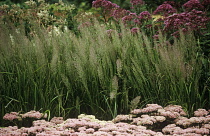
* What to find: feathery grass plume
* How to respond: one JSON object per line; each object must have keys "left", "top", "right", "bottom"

{"left": 89, "top": 46, "right": 98, "bottom": 69}
{"left": 50, "top": 43, "right": 59, "bottom": 74}
{"left": 130, "top": 96, "right": 141, "bottom": 111}
{"left": 110, "top": 75, "right": 119, "bottom": 100}
{"left": 116, "top": 59, "right": 122, "bottom": 77}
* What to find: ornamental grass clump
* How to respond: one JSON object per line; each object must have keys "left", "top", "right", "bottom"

{"left": 1, "top": 17, "right": 209, "bottom": 126}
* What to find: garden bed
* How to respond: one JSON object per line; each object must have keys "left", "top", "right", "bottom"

{"left": 1, "top": 104, "right": 209, "bottom": 136}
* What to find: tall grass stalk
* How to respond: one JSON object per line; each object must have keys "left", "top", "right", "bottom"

{"left": 0, "top": 20, "right": 209, "bottom": 126}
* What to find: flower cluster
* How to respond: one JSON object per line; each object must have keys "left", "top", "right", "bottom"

{"left": 153, "top": 4, "right": 177, "bottom": 16}
{"left": 130, "top": 27, "right": 140, "bottom": 34}
{"left": 50, "top": 117, "right": 64, "bottom": 124}
{"left": 130, "top": 0, "right": 145, "bottom": 6}
{"left": 158, "top": 109, "right": 180, "bottom": 119}
{"left": 3, "top": 112, "right": 20, "bottom": 121}
{"left": 163, "top": 105, "right": 187, "bottom": 116}
{"left": 92, "top": 0, "right": 209, "bottom": 39}
{"left": 175, "top": 116, "right": 210, "bottom": 128}
{"left": 163, "top": 9, "right": 209, "bottom": 36}
{"left": 131, "top": 104, "right": 163, "bottom": 115}
{"left": 1, "top": 104, "right": 210, "bottom": 135}
{"left": 138, "top": 11, "right": 152, "bottom": 20}
{"left": 122, "top": 13, "right": 137, "bottom": 24}
{"left": 162, "top": 124, "right": 209, "bottom": 135}
{"left": 33, "top": 119, "right": 55, "bottom": 127}
{"left": 78, "top": 114, "right": 112, "bottom": 125}
{"left": 132, "top": 115, "right": 166, "bottom": 125}
{"left": 183, "top": 0, "right": 204, "bottom": 11}
{"left": 3, "top": 110, "right": 47, "bottom": 128}
{"left": 163, "top": 1, "right": 180, "bottom": 9}
{"left": 112, "top": 115, "right": 133, "bottom": 123}
{"left": 201, "top": 0, "right": 210, "bottom": 9}
{"left": 112, "top": 8, "right": 130, "bottom": 21}
{"left": 92, "top": 0, "right": 123, "bottom": 22}
{"left": 21, "top": 110, "right": 43, "bottom": 119}
{"left": 194, "top": 109, "right": 209, "bottom": 117}
{"left": 92, "top": 0, "right": 119, "bottom": 9}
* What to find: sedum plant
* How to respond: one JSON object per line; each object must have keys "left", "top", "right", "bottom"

{"left": 1, "top": 104, "right": 209, "bottom": 135}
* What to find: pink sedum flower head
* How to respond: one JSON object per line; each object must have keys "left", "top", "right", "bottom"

{"left": 194, "top": 109, "right": 209, "bottom": 117}
{"left": 86, "top": 128, "right": 95, "bottom": 134}
{"left": 3, "top": 112, "right": 20, "bottom": 121}
{"left": 21, "top": 110, "right": 42, "bottom": 119}
{"left": 50, "top": 117, "right": 64, "bottom": 124}
{"left": 160, "top": 110, "right": 180, "bottom": 118}
{"left": 112, "top": 114, "right": 133, "bottom": 123}
{"left": 131, "top": 104, "right": 163, "bottom": 114}
{"left": 164, "top": 104, "right": 187, "bottom": 116}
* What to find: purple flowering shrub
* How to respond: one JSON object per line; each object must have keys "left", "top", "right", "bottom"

{"left": 153, "top": 3, "right": 177, "bottom": 16}
{"left": 1, "top": 104, "right": 210, "bottom": 135}
{"left": 92, "top": 0, "right": 120, "bottom": 22}
{"left": 92, "top": 0, "right": 153, "bottom": 34}
{"left": 152, "top": 0, "right": 209, "bottom": 38}
{"left": 183, "top": 0, "right": 204, "bottom": 11}
{"left": 163, "top": 9, "right": 209, "bottom": 37}
{"left": 92, "top": 0, "right": 210, "bottom": 39}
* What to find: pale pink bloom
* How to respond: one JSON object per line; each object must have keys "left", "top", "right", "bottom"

{"left": 164, "top": 104, "right": 187, "bottom": 116}
{"left": 93, "top": 131, "right": 111, "bottom": 135}
{"left": 202, "top": 124, "right": 210, "bottom": 129}
{"left": 3, "top": 112, "right": 20, "bottom": 121}
{"left": 21, "top": 110, "right": 42, "bottom": 119}
{"left": 189, "top": 117, "right": 205, "bottom": 124}
{"left": 86, "top": 128, "right": 95, "bottom": 133}
{"left": 50, "top": 117, "right": 64, "bottom": 124}
{"left": 194, "top": 109, "right": 209, "bottom": 117}
{"left": 154, "top": 116, "right": 166, "bottom": 122}
{"left": 112, "top": 114, "right": 132, "bottom": 123}
{"left": 131, "top": 104, "right": 163, "bottom": 114}
{"left": 78, "top": 126, "right": 86, "bottom": 132}
{"left": 162, "top": 124, "right": 182, "bottom": 134}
